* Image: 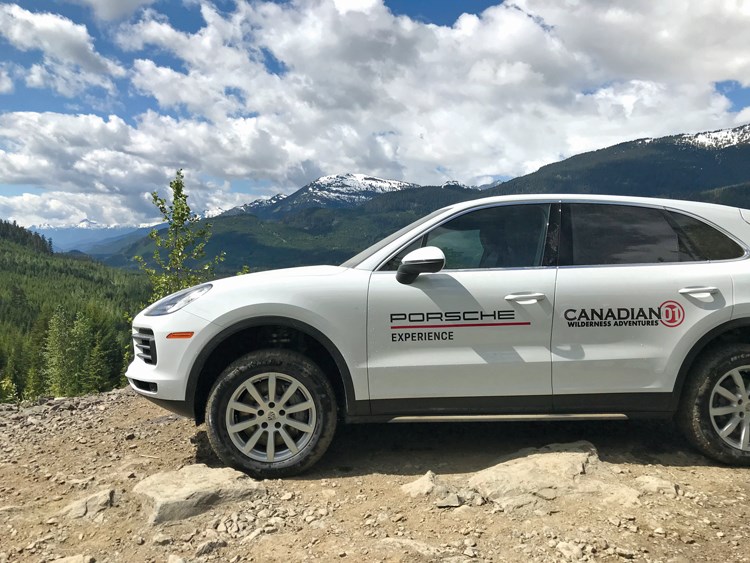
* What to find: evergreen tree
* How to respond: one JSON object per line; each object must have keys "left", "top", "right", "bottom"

{"left": 24, "top": 366, "right": 45, "bottom": 400}
{"left": 44, "top": 308, "right": 75, "bottom": 397}
{"left": 68, "top": 311, "right": 94, "bottom": 395}
{"left": 82, "top": 341, "right": 107, "bottom": 393}
{"left": 4, "top": 346, "right": 26, "bottom": 398}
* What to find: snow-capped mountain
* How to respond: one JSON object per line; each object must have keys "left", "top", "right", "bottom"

{"left": 675, "top": 123, "right": 750, "bottom": 149}
{"left": 632, "top": 123, "right": 750, "bottom": 150}
{"left": 488, "top": 122, "right": 750, "bottom": 199}
{"left": 442, "top": 180, "right": 476, "bottom": 190}
{"left": 30, "top": 219, "right": 147, "bottom": 252}
{"left": 32, "top": 218, "right": 106, "bottom": 230}
{"left": 303, "top": 173, "right": 418, "bottom": 201}
{"left": 221, "top": 173, "right": 419, "bottom": 220}
{"left": 290, "top": 173, "right": 419, "bottom": 207}
{"left": 221, "top": 194, "right": 289, "bottom": 217}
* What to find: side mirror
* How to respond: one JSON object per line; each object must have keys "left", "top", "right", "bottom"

{"left": 396, "top": 246, "right": 445, "bottom": 285}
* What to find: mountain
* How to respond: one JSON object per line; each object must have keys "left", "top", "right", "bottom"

{"left": 220, "top": 173, "right": 419, "bottom": 220}
{"left": 677, "top": 125, "right": 750, "bottom": 149}
{"left": 30, "top": 220, "right": 146, "bottom": 253}
{"left": 104, "top": 183, "right": 480, "bottom": 272}
{"left": 487, "top": 123, "right": 750, "bottom": 199}
{"left": 221, "top": 193, "right": 289, "bottom": 218}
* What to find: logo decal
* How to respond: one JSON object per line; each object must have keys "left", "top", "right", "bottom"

{"left": 388, "top": 310, "right": 529, "bottom": 343}
{"left": 659, "top": 301, "right": 685, "bottom": 328}
{"left": 564, "top": 302, "right": 686, "bottom": 329}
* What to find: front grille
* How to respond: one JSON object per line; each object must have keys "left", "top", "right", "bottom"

{"left": 133, "top": 328, "right": 157, "bottom": 365}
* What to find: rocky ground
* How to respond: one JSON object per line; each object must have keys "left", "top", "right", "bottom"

{"left": 1, "top": 388, "right": 749, "bottom": 563}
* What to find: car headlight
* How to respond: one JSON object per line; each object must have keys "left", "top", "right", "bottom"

{"left": 144, "top": 284, "right": 213, "bottom": 316}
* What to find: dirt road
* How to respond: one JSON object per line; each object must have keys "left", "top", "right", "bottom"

{"left": 1, "top": 389, "right": 749, "bottom": 562}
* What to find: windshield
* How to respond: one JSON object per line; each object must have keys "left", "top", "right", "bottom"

{"left": 340, "top": 207, "right": 450, "bottom": 268}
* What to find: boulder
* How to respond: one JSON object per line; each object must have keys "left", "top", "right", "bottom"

{"left": 467, "top": 441, "right": 640, "bottom": 511}
{"left": 133, "top": 464, "right": 265, "bottom": 524}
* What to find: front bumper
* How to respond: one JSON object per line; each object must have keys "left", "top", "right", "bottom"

{"left": 125, "top": 308, "right": 218, "bottom": 407}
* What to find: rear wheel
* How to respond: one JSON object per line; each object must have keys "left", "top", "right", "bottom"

{"left": 678, "top": 344, "right": 750, "bottom": 465}
{"left": 206, "top": 349, "right": 338, "bottom": 478}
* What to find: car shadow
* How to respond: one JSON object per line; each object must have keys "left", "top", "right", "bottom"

{"left": 192, "top": 418, "right": 716, "bottom": 479}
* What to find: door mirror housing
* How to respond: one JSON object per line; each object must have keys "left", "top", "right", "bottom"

{"left": 396, "top": 246, "right": 446, "bottom": 284}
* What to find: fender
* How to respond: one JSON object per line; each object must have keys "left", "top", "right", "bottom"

{"left": 185, "top": 315, "right": 366, "bottom": 422}
{"left": 670, "top": 317, "right": 750, "bottom": 410}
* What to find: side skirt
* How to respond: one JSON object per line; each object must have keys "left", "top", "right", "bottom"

{"left": 346, "top": 392, "right": 675, "bottom": 423}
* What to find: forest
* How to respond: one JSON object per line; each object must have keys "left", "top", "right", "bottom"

{"left": 0, "top": 219, "right": 148, "bottom": 402}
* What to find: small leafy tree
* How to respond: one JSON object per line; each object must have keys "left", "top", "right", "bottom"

{"left": 0, "top": 369, "right": 17, "bottom": 403}
{"left": 135, "top": 170, "right": 225, "bottom": 302}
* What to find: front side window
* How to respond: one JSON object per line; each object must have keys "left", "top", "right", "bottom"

{"left": 560, "top": 203, "right": 745, "bottom": 266}
{"left": 383, "top": 203, "right": 551, "bottom": 270}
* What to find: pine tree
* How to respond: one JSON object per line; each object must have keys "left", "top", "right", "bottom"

{"left": 68, "top": 311, "right": 94, "bottom": 395}
{"left": 44, "top": 308, "right": 75, "bottom": 397}
{"left": 82, "top": 341, "right": 107, "bottom": 393}
{"left": 24, "top": 366, "right": 45, "bottom": 400}
{"left": 3, "top": 346, "right": 26, "bottom": 398}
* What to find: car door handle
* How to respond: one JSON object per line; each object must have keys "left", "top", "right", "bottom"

{"left": 679, "top": 286, "right": 719, "bottom": 296}
{"left": 505, "top": 292, "right": 546, "bottom": 304}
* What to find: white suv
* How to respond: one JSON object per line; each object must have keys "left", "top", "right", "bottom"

{"left": 127, "top": 194, "right": 750, "bottom": 477}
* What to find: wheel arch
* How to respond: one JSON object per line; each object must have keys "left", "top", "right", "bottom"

{"left": 673, "top": 318, "right": 750, "bottom": 410}
{"left": 185, "top": 316, "right": 366, "bottom": 424}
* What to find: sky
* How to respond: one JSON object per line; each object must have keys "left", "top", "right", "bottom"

{"left": 0, "top": 0, "right": 749, "bottom": 227}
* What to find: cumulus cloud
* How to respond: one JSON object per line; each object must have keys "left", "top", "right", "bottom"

{"left": 1, "top": 0, "right": 750, "bottom": 226}
{"left": 0, "top": 111, "right": 249, "bottom": 225}
{"left": 114, "top": 0, "right": 748, "bottom": 180}
{"left": 0, "top": 65, "right": 13, "bottom": 93}
{"left": 0, "top": 3, "right": 123, "bottom": 96}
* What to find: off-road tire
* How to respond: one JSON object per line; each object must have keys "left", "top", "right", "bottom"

{"left": 677, "top": 343, "right": 750, "bottom": 465}
{"left": 206, "top": 349, "right": 338, "bottom": 479}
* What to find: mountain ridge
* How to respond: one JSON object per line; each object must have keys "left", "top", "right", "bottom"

{"left": 220, "top": 173, "right": 420, "bottom": 220}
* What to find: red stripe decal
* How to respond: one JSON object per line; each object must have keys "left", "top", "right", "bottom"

{"left": 390, "top": 322, "right": 531, "bottom": 329}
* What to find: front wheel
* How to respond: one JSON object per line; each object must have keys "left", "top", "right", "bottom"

{"left": 677, "top": 343, "right": 750, "bottom": 465}
{"left": 206, "top": 349, "right": 338, "bottom": 479}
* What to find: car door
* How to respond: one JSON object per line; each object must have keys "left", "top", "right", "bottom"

{"left": 366, "top": 202, "right": 558, "bottom": 415}
{"left": 551, "top": 202, "right": 739, "bottom": 413}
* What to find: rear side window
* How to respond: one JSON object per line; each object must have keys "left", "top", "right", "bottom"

{"left": 560, "top": 203, "right": 745, "bottom": 266}
{"left": 667, "top": 211, "right": 744, "bottom": 261}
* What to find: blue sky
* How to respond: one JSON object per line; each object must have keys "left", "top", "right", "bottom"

{"left": 0, "top": 0, "right": 749, "bottom": 226}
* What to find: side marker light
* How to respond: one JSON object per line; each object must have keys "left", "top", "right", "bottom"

{"left": 166, "top": 332, "right": 194, "bottom": 339}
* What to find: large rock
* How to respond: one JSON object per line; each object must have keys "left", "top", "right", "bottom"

{"left": 59, "top": 489, "right": 113, "bottom": 520}
{"left": 467, "top": 441, "right": 640, "bottom": 511}
{"left": 133, "top": 464, "right": 265, "bottom": 524}
{"left": 401, "top": 471, "right": 437, "bottom": 497}
{"left": 635, "top": 475, "right": 678, "bottom": 498}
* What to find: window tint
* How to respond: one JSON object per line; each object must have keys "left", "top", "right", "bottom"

{"left": 383, "top": 204, "right": 551, "bottom": 270}
{"left": 561, "top": 203, "right": 745, "bottom": 266}
{"left": 667, "top": 211, "right": 744, "bottom": 261}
